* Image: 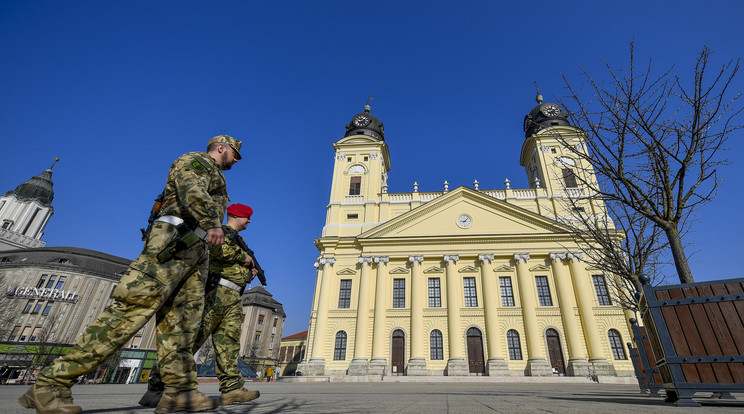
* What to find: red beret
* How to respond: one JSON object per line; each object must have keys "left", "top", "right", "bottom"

{"left": 227, "top": 203, "right": 253, "bottom": 218}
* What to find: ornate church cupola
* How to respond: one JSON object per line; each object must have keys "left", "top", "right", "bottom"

{"left": 12, "top": 157, "right": 60, "bottom": 205}
{"left": 523, "top": 92, "right": 570, "bottom": 138}
{"left": 0, "top": 158, "right": 60, "bottom": 250}
{"left": 345, "top": 104, "right": 385, "bottom": 141}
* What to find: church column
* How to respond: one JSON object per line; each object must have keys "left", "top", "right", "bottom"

{"left": 550, "top": 253, "right": 590, "bottom": 376}
{"left": 407, "top": 255, "right": 427, "bottom": 375}
{"left": 479, "top": 254, "right": 509, "bottom": 376}
{"left": 304, "top": 257, "right": 335, "bottom": 375}
{"left": 568, "top": 253, "right": 616, "bottom": 375}
{"left": 444, "top": 255, "right": 468, "bottom": 376}
{"left": 348, "top": 256, "right": 374, "bottom": 375}
{"left": 514, "top": 253, "right": 552, "bottom": 376}
{"left": 368, "top": 256, "right": 389, "bottom": 375}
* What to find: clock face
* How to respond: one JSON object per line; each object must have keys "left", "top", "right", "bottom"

{"left": 457, "top": 214, "right": 472, "bottom": 228}
{"left": 541, "top": 104, "right": 560, "bottom": 117}
{"left": 353, "top": 115, "right": 370, "bottom": 127}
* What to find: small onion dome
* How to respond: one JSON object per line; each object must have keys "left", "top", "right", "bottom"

{"left": 523, "top": 95, "right": 570, "bottom": 138}
{"left": 12, "top": 158, "right": 60, "bottom": 205}
{"left": 344, "top": 104, "right": 385, "bottom": 141}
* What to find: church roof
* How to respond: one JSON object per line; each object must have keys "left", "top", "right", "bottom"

{"left": 344, "top": 104, "right": 385, "bottom": 141}
{"left": 10, "top": 158, "right": 60, "bottom": 205}
{"left": 523, "top": 93, "right": 571, "bottom": 138}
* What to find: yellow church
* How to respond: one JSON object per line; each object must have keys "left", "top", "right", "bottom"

{"left": 299, "top": 99, "right": 634, "bottom": 378}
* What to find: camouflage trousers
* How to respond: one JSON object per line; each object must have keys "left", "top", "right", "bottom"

{"left": 36, "top": 221, "right": 208, "bottom": 393}
{"left": 148, "top": 285, "right": 244, "bottom": 393}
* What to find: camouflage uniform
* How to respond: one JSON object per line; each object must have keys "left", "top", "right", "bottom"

{"left": 148, "top": 224, "right": 251, "bottom": 393}
{"left": 36, "top": 151, "right": 228, "bottom": 395}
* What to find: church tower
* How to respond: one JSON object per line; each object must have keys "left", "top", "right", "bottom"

{"left": 322, "top": 104, "right": 391, "bottom": 238}
{"left": 0, "top": 158, "right": 59, "bottom": 251}
{"left": 520, "top": 94, "right": 601, "bottom": 218}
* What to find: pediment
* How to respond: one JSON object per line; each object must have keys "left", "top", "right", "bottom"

{"left": 359, "top": 187, "right": 566, "bottom": 239}
{"left": 424, "top": 266, "right": 444, "bottom": 274}
{"left": 458, "top": 265, "right": 478, "bottom": 273}
{"left": 494, "top": 265, "right": 514, "bottom": 272}
{"left": 390, "top": 267, "right": 409, "bottom": 274}
{"left": 336, "top": 268, "right": 357, "bottom": 275}
{"left": 529, "top": 264, "right": 551, "bottom": 272}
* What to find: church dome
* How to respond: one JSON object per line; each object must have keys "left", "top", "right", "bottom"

{"left": 523, "top": 94, "right": 570, "bottom": 138}
{"left": 344, "top": 104, "right": 385, "bottom": 141}
{"left": 11, "top": 158, "right": 59, "bottom": 205}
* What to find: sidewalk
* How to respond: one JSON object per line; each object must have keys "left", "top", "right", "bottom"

{"left": 2, "top": 380, "right": 743, "bottom": 413}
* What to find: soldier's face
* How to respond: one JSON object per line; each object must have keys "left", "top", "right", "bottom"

{"left": 235, "top": 216, "right": 250, "bottom": 231}
{"left": 219, "top": 144, "right": 238, "bottom": 170}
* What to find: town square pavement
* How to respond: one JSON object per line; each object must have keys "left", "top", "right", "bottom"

{"left": 1, "top": 379, "right": 742, "bottom": 413}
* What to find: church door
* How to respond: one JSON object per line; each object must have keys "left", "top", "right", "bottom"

{"left": 546, "top": 328, "right": 565, "bottom": 375}
{"left": 391, "top": 329, "right": 405, "bottom": 376}
{"left": 466, "top": 327, "right": 485, "bottom": 375}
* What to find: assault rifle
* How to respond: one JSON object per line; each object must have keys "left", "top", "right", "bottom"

{"left": 229, "top": 231, "right": 267, "bottom": 286}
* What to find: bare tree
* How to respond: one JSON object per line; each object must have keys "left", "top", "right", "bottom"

{"left": 557, "top": 192, "right": 670, "bottom": 311}
{"left": 558, "top": 42, "right": 743, "bottom": 284}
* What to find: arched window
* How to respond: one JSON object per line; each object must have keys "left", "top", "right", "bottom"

{"left": 608, "top": 329, "right": 627, "bottom": 360}
{"left": 507, "top": 329, "right": 522, "bottom": 360}
{"left": 334, "top": 331, "right": 347, "bottom": 360}
{"left": 430, "top": 330, "right": 443, "bottom": 360}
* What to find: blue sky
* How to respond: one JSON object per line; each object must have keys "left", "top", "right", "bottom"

{"left": 1, "top": 1, "right": 742, "bottom": 336}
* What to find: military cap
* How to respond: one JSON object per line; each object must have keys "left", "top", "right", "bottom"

{"left": 208, "top": 135, "right": 242, "bottom": 160}
{"left": 227, "top": 203, "right": 253, "bottom": 218}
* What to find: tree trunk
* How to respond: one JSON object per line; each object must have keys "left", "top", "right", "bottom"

{"left": 664, "top": 226, "right": 695, "bottom": 284}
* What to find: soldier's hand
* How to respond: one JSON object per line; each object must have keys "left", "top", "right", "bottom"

{"left": 251, "top": 268, "right": 258, "bottom": 277}
{"left": 244, "top": 255, "right": 254, "bottom": 267}
{"left": 206, "top": 227, "right": 225, "bottom": 245}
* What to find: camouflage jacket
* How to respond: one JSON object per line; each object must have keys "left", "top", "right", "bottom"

{"left": 209, "top": 225, "right": 251, "bottom": 288}
{"left": 159, "top": 152, "right": 228, "bottom": 231}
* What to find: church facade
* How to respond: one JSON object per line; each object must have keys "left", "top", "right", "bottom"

{"left": 299, "top": 100, "right": 634, "bottom": 378}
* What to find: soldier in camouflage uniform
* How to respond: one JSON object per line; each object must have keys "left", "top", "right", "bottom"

{"left": 140, "top": 203, "right": 261, "bottom": 406}
{"left": 18, "top": 135, "right": 242, "bottom": 414}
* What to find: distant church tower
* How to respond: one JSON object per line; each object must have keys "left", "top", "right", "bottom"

{"left": 0, "top": 158, "right": 59, "bottom": 251}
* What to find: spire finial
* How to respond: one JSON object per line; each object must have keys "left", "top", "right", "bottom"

{"left": 365, "top": 90, "right": 373, "bottom": 112}
{"left": 534, "top": 81, "right": 543, "bottom": 104}
{"left": 49, "top": 157, "right": 60, "bottom": 170}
